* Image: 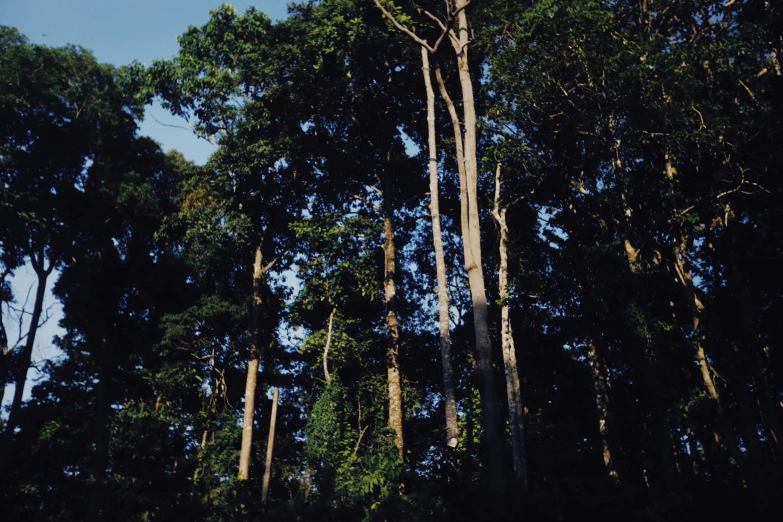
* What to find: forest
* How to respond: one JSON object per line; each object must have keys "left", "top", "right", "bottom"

{"left": 1, "top": 0, "right": 782, "bottom": 520}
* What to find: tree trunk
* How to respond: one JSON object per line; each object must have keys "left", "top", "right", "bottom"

{"left": 323, "top": 308, "right": 336, "bottom": 383}
{"left": 727, "top": 231, "right": 783, "bottom": 472}
{"left": 238, "top": 242, "right": 264, "bottom": 480}
{"left": 451, "top": 5, "right": 506, "bottom": 494}
{"left": 193, "top": 429, "right": 210, "bottom": 481}
{"left": 374, "top": 0, "right": 503, "bottom": 496}
{"left": 0, "top": 278, "right": 8, "bottom": 409}
{"left": 422, "top": 46, "right": 458, "bottom": 449}
{"left": 435, "top": 51, "right": 506, "bottom": 495}
{"left": 87, "top": 361, "right": 111, "bottom": 521}
{"left": 383, "top": 178, "right": 404, "bottom": 459}
{"left": 648, "top": 364, "right": 680, "bottom": 494}
{"left": 1, "top": 259, "right": 50, "bottom": 454}
{"left": 587, "top": 339, "right": 620, "bottom": 484}
{"left": 492, "top": 162, "right": 528, "bottom": 491}
{"left": 261, "top": 387, "right": 279, "bottom": 504}
{"left": 672, "top": 236, "right": 739, "bottom": 458}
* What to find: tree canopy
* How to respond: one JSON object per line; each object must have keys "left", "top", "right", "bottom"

{"left": 1, "top": 1, "right": 782, "bottom": 520}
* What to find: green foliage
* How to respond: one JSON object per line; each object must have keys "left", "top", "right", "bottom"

{"left": 3, "top": 0, "right": 783, "bottom": 520}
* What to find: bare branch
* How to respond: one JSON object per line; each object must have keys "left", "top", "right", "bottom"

{"left": 261, "top": 250, "right": 290, "bottom": 275}
{"left": 692, "top": 104, "right": 706, "bottom": 129}
{"left": 373, "top": 0, "right": 438, "bottom": 52}
{"left": 352, "top": 194, "right": 382, "bottom": 214}
{"left": 372, "top": 0, "right": 465, "bottom": 54}
{"left": 738, "top": 78, "right": 758, "bottom": 104}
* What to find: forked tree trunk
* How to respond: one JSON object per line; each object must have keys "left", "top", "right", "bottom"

{"left": 492, "top": 163, "right": 528, "bottom": 491}
{"left": 261, "top": 387, "right": 279, "bottom": 504}
{"left": 383, "top": 172, "right": 403, "bottom": 459}
{"left": 238, "top": 242, "right": 264, "bottom": 480}
{"left": 421, "top": 46, "right": 458, "bottom": 448}
{"left": 450, "top": 5, "right": 506, "bottom": 493}
{"left": 587, "top": 339, "right": 620, "bottom": 484}
{"left": 373, "top": 0, "right": 504, "bottom": 495}
{"left": 435, "top": 59, "right": 505, "bottom": 495}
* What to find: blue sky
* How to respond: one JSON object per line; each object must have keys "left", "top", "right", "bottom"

{"left": 3, "top": 0, "right": 291, "bottom": 164}
{"left": 2, "top": 0, "right": 292, "bottom": 407}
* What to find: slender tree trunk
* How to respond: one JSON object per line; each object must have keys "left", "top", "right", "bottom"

{"left": 452, "top": 5, "right": 506, "bottom": 493}
{"left": 672, "top": 236, "right": 738, "bottom": 457}
{"left": 239, "top": 242, "right": 264, "bottom": 480}
{"left": 261, "top": 387, "right": 279, "bottom": 504}
{"left": 0, "top": 279, "right": 8, "bottom": 409}
{"left": 1, "top": 259, "right": 50, "bottom": 455}
{"left": 383, "top": 177, "right": 404, "bottom": 459}
{"left": 492, "top": 163, "right": 528, "bottom": 491}
{"left": 422, "top": 47, "right": 458, "bottom": 449}
{"left": 725, "top": 250, "right": 783, "bottom": 471}
{"left": 193, "top": 429, "right": 210, "bottom": 481}
{"left": 373, "top": 0, "right": 503, "bottom": 495}
{"left": 647, "top": 363, "right": 680, "bottom": 494}
{"left": 620, "top": 239, "right": 679, "bottom": 492}
{"left": 435, "top": 56, "right": 505, "bottom": 495}
{"left": 587, "top": 339, "right": 620, "bottom": 484}
{"left": 87, "top": 361, "right": 111, "bottom": 521}
{"left": 323, "top": 308, "right": 336, "bottom": 383}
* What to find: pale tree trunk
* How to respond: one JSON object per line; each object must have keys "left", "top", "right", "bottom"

{"left": 421, "top": 46, "right": 458, "bottom": 449}
{"left": 383, "top": 175, "right": 404, "bottom": 459}
{"left": 374, "top": 0, "right": 504, "bottom": 493}
{"left": 673, "top": 237, "right": 737, "bottom": 457}
{"left": 1, "top": 254, "right": 51, "bottom": 461}
{"left": 195, "top": 349, "right": 217, "bottom": 482}
{"left": 238, "top": 242, "right": 264, "bottom": 480}
{"left": 323, "top": 308, "right": 336, "bottom": 383}
{"left": 193, "top": 429, "right": 210, "bottom": 481}
{"left": 261, "top": 387, "right": 279, "bottom": 504}
{"left": 435, "top": 57, "right": 505, "bottom": 495}
{"left": 587, "top": 339, "right": 620, "bottom": 484}
{"left": 491, "top": 163, "right": 528, "bottom": 491}
{"left": 667, "top": 147, "right": 739, "bottom": 461}
{"left": 450, "top": 5, "right": 506, "bottom": 493}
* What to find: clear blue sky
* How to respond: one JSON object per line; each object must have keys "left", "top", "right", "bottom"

{"left": 1, "top": 0, "right": 292, "bottom": 408}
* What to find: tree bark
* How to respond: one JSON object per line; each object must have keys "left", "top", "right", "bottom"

{"left": 0, "top": 269, "right": 9, "bottom": 409}
{"left": 422, "top": 47, "right": 458, "bottom": 449}
{"left": 383, "top": 177, "right": 404, "bottom": 459}
{"left": 451, "top": 5, "right": 506, "bottom": 492}
{"left": 87, "top": 361, "right": 111, "bottom": 521}
{"left": 1, "top": 257, "right": 50, "bottom": 453}
{"left": 435, "top": 55, "right": 506, "bottom": 496}
{"left": 620, "top": 237, "right": 679, "bottom": 493}
{"left": 672, "top": 238, "right": 744, "bottom": 471}
{"left": 261, "top": 387, "right": 279, "bottom": 504}
{"left": 323, "top": 308, "right": 336, "bottom": 383}
{"left": 587, "top": 338, "right": 620, "bottom": 484}
{"left": 492, "top": 162, "right": 528, "bottom": 491}
{"left": 238, "top": 241, "right": 264, "bottom": 480}
{"left": 373, "top": 0, "right": 504, "bottom": 494}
